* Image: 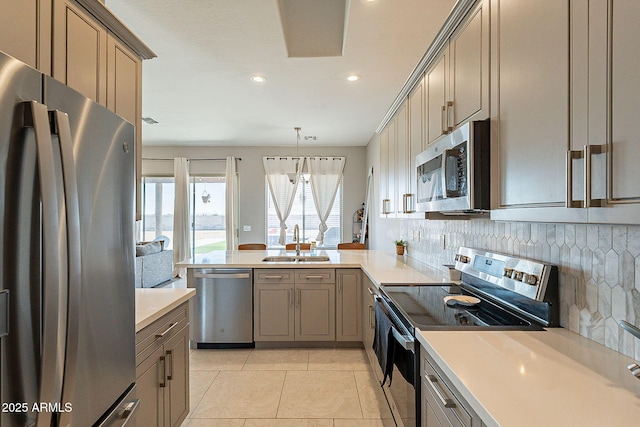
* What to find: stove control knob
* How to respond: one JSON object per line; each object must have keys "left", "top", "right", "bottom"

{"left": 512, "top": 270, "right": 524, "bottom": 281}
{"left": 628, "top": 363, "right": 640, "bottom": 379}
{"left": 503, "top": 268, "right": 514, "bottom": 278}
{"left": 522, "top": 273, "right": 538, "bottom": 285}
{"left": 455, "top": 254, "right": 470, "bottom": 263}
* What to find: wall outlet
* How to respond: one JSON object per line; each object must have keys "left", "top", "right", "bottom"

{"left": 440, "top": 234, "right": 446, "bottom": 249}
{"left": 416, "top": 229, "right": 421, "bottom": 242}
{"left": 243, "top": 225, "right": 252, "bottom": 232}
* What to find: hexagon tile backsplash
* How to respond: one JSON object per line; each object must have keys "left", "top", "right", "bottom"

{"left": 396, "top": 218, "right": 640, "bottom": 360}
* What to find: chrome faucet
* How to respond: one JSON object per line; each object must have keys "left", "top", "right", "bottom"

{"left": 293, "top": 224, "right": 300, "bottom": 256}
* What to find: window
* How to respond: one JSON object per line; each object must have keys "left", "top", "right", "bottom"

{"left": 140, "top": 177, "right": 175, "bottom": 249}
{"left": 266, "top": 174, "right": 342, "bottom": 248}
{"left": 140, "top": 176, "right": 226, "bottom": 255}
{"left": 191, "top": 176, "right": 226, "bottom": 255}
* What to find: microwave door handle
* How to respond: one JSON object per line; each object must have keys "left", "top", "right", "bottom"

{"left": 441, "top": 149, "right": 453, "bottom": 199}
{"left": 442, "top": 148, "right": 462, "bottom": 199}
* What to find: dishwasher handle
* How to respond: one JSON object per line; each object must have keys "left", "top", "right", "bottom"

{"left": 194, "top": 273, "right": 251, "bottom": 279}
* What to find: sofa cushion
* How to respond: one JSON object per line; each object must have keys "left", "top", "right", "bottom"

{"left": 136, "top": 241, "right": 163, "bottom": 257}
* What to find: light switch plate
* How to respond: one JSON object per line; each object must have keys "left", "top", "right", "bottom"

{"left": 243, "top": 225, "right": 251, "bottom": 232}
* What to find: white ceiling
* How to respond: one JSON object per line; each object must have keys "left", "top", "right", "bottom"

{"left": 106, "top": 0, "right": 455, "bottom": 147}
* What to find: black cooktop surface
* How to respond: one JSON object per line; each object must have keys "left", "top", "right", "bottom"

{"left": 380, "top": 284, "right": 543, "bottom": 331}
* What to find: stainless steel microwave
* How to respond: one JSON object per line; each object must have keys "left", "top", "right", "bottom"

{"left": 415, "top": 120, "right": 490, "bottom": 213}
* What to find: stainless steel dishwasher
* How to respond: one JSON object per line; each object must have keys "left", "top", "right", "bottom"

{"left": 188, "top": 268, "right": 254, "bottom": 349}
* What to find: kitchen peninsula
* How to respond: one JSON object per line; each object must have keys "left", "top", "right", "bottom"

{"left": 178, "top": 249, "right": 640, "bottom": 426}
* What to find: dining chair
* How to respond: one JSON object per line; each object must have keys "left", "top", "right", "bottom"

{"left": 337, "top": 242, "right": 366, "bottom": 249}
{"left": 238, "top": 243, "right": 267, "bottom": 250}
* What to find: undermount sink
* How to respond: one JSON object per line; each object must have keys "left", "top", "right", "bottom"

{"left": 261, "top": 255, "right": 330, "bottom": 263}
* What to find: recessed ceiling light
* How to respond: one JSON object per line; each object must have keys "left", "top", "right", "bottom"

{"left": 250, "top": 74, "right": 267, "bottom": 83}
{"left": 346, "top": 74, "right": 360, "bottom": 82}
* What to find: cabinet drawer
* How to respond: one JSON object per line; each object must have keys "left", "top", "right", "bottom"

{"left": 295, "top": 269, "right": 335, "bottom": 284}
{"left": 136, "top": 303, "right": 188, "bottom": 365}
{"left": 254, "top": 269, "right": 295, "bottom": 284}
{"left": 423, "top": 356, "right": 472, "bottom": 427}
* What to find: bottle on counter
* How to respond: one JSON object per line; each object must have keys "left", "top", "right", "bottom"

{"left": 310, "top": 241, "right": 317, "bottom": 255}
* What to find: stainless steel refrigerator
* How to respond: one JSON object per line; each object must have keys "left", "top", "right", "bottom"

{"left": 0, "top": 51, "right": 138, "bottom": 426}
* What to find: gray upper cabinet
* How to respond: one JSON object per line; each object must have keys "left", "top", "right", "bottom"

{"left": 53, "top": 0, "right": 108, "bottom": 103}
{"left": 489, "top": 0, "right": 588, "bottom": 222}
{"left": 449, "top": 2, "right": 487, "bottom": 128}
{"left": 493, "top": 0, "right": 640, "bottom": 224}
{"left": 494, "top": 0, "right": 568, "bottom": 208}
{"left": 379, "top": 118, "right": 397, "bottom": 217}
{"left": 583, "top": 0, "right": 640, "bottom": 224}
{"left": 426, "top": 51, "right": 448, "bottom": 146}
{"left": 407, "top": 76, "right": 425, "bottom": 214}
{"left": 425, "top": 0, "right": 489, "bottom": 147}
{"left": 0, "top": 0, "right": 51, "bottom": 73}
{"left": 395, "top": 102, "right": 409, "bottom": 215}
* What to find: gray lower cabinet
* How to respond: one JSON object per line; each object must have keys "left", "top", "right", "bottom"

{"left": 136, "top": 302, "right": 190, "bottom": 427}
{"left": 336, "top": 269, "right": 362, "bottom": 341}
{"left": 421, "top": 350, "right": 481, "bottom": 427}
{"left": 361, "top": 274, "right": 379, "bottom": 378}
{"left": 254, "top": 269, "right": 336, "bottom": 342}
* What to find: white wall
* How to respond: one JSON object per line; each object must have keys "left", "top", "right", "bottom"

{"left": 142, "top": 145, "right": 367, "bottom": 245}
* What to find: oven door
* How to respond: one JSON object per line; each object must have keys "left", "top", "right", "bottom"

{"left": 374, "top": 298, "right": 418, "bottom": 427}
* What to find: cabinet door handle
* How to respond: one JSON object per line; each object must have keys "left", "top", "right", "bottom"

{"left": 585, "top": 144, "right": 606, "bottom": 208}
{"left": 296, "top": 288, "right": 301, "bottom": 306}
{"left": 338, "top": 282, "right": 342, "bottom": 293}
{"left": 159, "top": 356, "right": 166, "bottom": 388}
{"left": 166, "top": 349, "right": 173, "bottom": 380}
{"left": 426, "top": 374, "right": 455, "bottom": 408}
{"left": 446, "top": 101, "right": 454, "bottom": 131}
{"left": 441, "top": 105, "right": 448, "bottom": 134}
{"left": 566, "top": 148, "right": 585, "bottom": 208}
{"left": 289, "top": 289, "right": 293, "bottom": 307}
{"left": 304, "top": 275, "right": 324, "bottom": 280}
{"left": 369, "top": 305, "right": 374, "bottom": 329}
{"left": 156, "top": 322, "right": 179, "bottom": 339}
{"left": 367, "top": 287, "right": 376, "bottom": 296}
{"left": 263, "top": 275, "right": 283, "bottom": 279}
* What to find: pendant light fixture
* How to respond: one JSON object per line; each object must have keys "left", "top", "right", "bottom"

{"left": 287, "top": 127, "right": 302, "bottom": 184}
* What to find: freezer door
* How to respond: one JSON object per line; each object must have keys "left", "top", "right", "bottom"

{"left": 44, "top": 77, "right": 136, "bottom": 427}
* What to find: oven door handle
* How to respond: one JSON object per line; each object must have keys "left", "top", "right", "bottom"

{"left": 392, "top": 326, "right": 415, "bottom": 352}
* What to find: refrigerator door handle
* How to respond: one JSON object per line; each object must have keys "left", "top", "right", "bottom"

{"left": 51, "top": 110, "right": 83, "bottom": 427}
{"left": 23, "top": 101, "right": 62, "bottom": 427}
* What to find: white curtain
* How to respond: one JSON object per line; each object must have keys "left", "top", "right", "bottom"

{"left": 263, "top": 157, "right": 303, "bottom": 245}
{"left": 225, "top": 156, "right": 239, "bottom": 250}
{"left": 308, "top": 157, "right": 345, "bottom": 245}
{"left": 173, "top": 158, "right": 191, "bottom": 277}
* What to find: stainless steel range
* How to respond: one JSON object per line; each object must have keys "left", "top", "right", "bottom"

{"left": 373, "top": 247, "right": 559, "bottom": 427}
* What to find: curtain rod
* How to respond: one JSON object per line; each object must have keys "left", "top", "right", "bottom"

{"left": 142, "top": 157, "right": 242, "bottom": 161}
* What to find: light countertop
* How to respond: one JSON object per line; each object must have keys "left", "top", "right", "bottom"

{"left": 135, "top": 288, "right": 195, "bottom": 332}
{"left": 417, "top": 328, "right": 640, "bottom": 426}
{"left": 176, "top": 249, "right": 449, "bottom": 286}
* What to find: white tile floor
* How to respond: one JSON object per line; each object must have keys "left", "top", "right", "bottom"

{"left": 182, "top": 348, "right": 394, "bottom": 427}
